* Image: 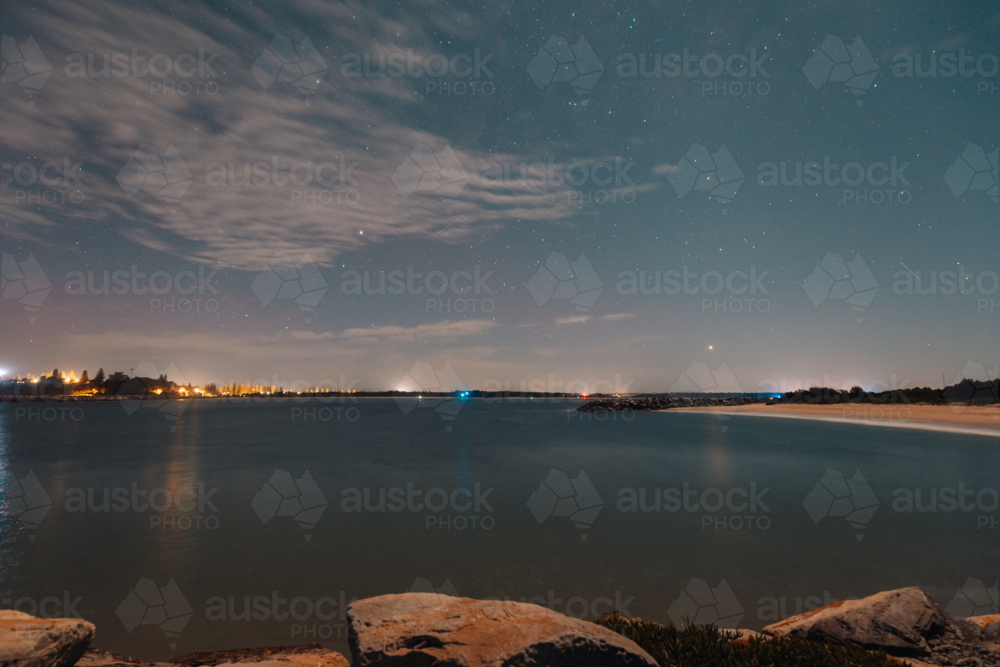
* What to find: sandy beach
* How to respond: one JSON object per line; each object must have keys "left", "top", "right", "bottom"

{"left": 676, "top": 402, "right": 1000, "bottom": 436}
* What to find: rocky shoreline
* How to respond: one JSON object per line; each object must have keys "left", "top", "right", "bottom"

{"left": 3, "top": 587, "right": 997, "bottom": 667}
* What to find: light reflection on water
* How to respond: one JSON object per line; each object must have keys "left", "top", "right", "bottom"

{"left": 0, "top": 399, "right": 996, "bottom": 661}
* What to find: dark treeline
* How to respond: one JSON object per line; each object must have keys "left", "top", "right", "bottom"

{"left": 776, "top": 379, "right": 999, "bottom": 406}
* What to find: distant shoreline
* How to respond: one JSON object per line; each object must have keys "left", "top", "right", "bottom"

{"left": 0, "top": 393, "right": 592, "bottom": 403}
{"left": 672, "top": 403, "right": 1000, "bottom": 437}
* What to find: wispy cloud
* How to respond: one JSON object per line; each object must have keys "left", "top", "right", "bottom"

{"left": 339, "top": 320, "right": 498, "bottom": 340}
{"left": 0, "top": 0, "right": 627, "bottom": 270}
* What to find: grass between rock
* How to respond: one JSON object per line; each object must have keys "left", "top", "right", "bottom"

{"left": 597, "top": 616, "right": 907, "bottom": 667}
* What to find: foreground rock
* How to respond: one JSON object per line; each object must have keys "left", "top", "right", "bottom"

{"left": 348, "top": 593, "right": 658, "bottom": 666}
{"left": 763, "top": 587, "right": 999, "bottom": 665}
{"left": 73, "top": 645, "right": 349, "bottom": 667}
{"left": 0, "top": 610, "right": 95, "bottom": 667}
{"left": 965, "top": 614, "right": 1000, "bottom": 638}
{"left": 172, "top": 645, "right": 348, "bottom": 667}
{"left": 764, "top": 587, "right": 949, "bottom": 656}
{"left": 75, "top": 648, "right": 169, "bottom": 667}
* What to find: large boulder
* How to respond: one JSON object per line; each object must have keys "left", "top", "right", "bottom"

{"left": 762, "top": 587, "right": 953, "bottom": 657}
{"left": 347, "top": 593, "right": 658, "bottom": 666}
{"left": 0, "top": 610, "right": 95, "bottom": 667}
{"left": 172, "top": 644, "right": 348, "bottom": 667}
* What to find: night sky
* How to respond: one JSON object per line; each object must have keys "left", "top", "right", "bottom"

{"left": 0, "top": 0, "right": 997, "bottom": 393}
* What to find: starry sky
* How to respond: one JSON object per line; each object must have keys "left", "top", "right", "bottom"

{"left": 0, "top": 0, "right": 997, "bottom": 393}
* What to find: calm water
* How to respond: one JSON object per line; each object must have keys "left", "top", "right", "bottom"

{"left": 0, "top": 399, "right": 997, "bottom": 660}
